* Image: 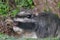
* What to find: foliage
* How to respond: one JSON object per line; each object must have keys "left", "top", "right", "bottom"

{"left": 10, "top": 9, "right": 19, "bottom": 17}
{"left": 0, "top": 1, "right": 9, "bottom": 16}
{"left": 0, "top": 1, "right": 20, "bottom": 17}
{"left": 57, "top": 2, "right": 60, "bottom": 8}
{"left": 0, "top": 33, "right": 17, "bottom": 40}
{"left": 0, "top": 0, "right": 34, "bottom": 17}
{"left": 0, "top": 33, "right": 60, "bottom": 40}
{"left": 15, "top": 0, "right": 34, "bottom": 9}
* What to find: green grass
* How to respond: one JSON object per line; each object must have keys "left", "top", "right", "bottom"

{"left": 15, "top": 0, "right": 34, "bottom": 9}
{"left": 0, "top": 33, "right": 60, "bottom": 40}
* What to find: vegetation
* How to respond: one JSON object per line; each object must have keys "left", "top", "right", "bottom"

{"left": 0, "top": 1, "right": 9, "bottom": 16}
{"left": 0, "top": 0, "right": 34, "bottom": 17}
{"left": 15, "top": 0, "right": 34, "bottom": 9}
{"left": 58, "top": 2, "right": 60, "bottom": 8}
{"left": 0, "top": 33, "right": 60, "bottom": 40}
{"left": 0, "top": 0, "right": 60, "bottom": 40}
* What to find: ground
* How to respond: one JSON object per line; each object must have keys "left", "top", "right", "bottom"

{"left": 0, "top": 34, "right": 60, "bottom": 40}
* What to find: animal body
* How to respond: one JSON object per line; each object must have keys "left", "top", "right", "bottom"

{"left": 13, "top": 11, "right": 60, "bottom": 38}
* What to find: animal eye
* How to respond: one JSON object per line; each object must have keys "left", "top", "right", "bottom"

{"left": 27, "top": 15, "right": 31, "bottom": 18}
